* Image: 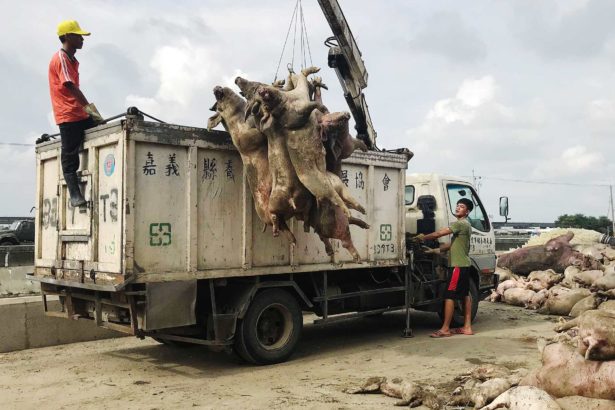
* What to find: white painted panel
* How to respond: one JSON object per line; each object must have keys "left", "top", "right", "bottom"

{"left": 252, "top": 207, "right": 290, "bottom": 267}
{"left": 40, "top": 158, "right": 59, "bottom": 260}
{"left": 372, "top": 168, "right": 400, "bottom": 260}
{"left": 196, "top": 149, "right": 244, "bottom": 269}
{"left": 335, "top": 164, "right": 370, "bottom": 263}
{"left": 97, "top": 144, "right": 122, "bottom": 267}
{"left": 133, "top": 143, "right": 188, "bottom": 272}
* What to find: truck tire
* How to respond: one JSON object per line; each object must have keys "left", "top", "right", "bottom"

{"left": 233, "top": 288, "right": 302, "bottom": 365}
{"left": 0, "top": 238, "right": 18, "bottom": 246}
{"left": 438, "top": 279, "right": 479, "bottom": 328}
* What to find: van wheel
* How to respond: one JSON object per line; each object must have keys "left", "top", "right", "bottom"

{"left": 438, "top": 280, "right": 479, "bottom": 328}
{"left": 234, "top": 289, "right": 302, "bottom": 365}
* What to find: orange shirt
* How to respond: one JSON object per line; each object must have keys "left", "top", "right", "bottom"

{"left": 48, "top": 49, "right": 89, "bottom": 124}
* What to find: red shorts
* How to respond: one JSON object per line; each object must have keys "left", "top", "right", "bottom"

{"left": 444, "top": 266, "right": 471, "bottom": 300}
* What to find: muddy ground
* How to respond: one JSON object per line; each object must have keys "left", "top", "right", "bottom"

{"left": 0, "top": 302, "right": 557, "bottom": 409}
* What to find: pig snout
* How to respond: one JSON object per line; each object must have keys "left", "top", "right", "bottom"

{"left": 213, "top": 86, "right": 224, "bottom": 100}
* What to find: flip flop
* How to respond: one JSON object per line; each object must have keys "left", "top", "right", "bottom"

{"left": 451, "top": 328, "right": 474, "bottom": 335}
{"left": 430, "top": 330, "right": 452, "bottom": 338}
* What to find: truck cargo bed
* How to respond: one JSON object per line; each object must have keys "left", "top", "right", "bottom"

{"left": 32, "top": 118, "right": 409, "bottom": 291}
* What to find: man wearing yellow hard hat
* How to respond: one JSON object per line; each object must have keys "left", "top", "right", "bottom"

{"left": 48, "top": 20, "right": 104, "bottom": 207}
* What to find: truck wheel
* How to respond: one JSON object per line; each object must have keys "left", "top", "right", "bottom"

{"left": 0, "top": 239, "right": 17, "bottom": 246}
{"left": 438, "top": 280, "right": 479, "bottom": 328}
{"left": 234, "top": 288, "right": 302, "bottom": 365}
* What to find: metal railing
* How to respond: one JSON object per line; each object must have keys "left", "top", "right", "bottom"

{"left": 0, "top": 245, "right": 34, "bottom": 267}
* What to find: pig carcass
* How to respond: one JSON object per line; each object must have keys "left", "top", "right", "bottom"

{"left": 527, "top": 289, "right": 549, "bottom": 310}
{"left": 503, "top": 287, "right": 536, "bottom": 307}
{"left": 527, "top": 269, "right": 563, "bottom": 291}
{"left": 591, "top": 272, "right": 615, "bottom": 292}
{"left": 521, "top": 342, "right": 615, "bottom": 399}
{"left": 319, "top": 111, "right": 368, "bottom": 176}
{"left": 208, "top": 85, "right": 310, "bottom": 241}
{"left": 554, "top": 309, "right": 615, "bottom": 360}
{"left": 573, "top": 270, "right": 604, "bottom": 287}
{"left": 569, "top": 294, "right": 600, "bottom": 317}
{"left": 448, "top": 377, "right": 513, "bottom": 408}
{"left": 235, "top": 76, "right": 368, "bottom": 260}
{"left": 556, "top": 396, "right": 615, "bottom": 410}
{"left": 479, "top": 386, "right": 561, "bottom": 410}
{"left": 498, "top": 232, "right": 602, "bottom": 276}
{"left": 538, "top": 286, "right": 591, "bottom": 316}
{"left": 598, "top": 300, "right": 615, "bottom": 312}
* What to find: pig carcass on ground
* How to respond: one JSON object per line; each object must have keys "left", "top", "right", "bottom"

{"left": 538, "top": 286, "right": 591, "bottom": 316}
{"left": 479, "top": 386, "right": 561, "bottom": 410}
{"left": 498, "top": 232, "right": 602, "bottom": 276}
{"left": 554, "top": 309, "right": 615, "bottom": 360}
{"left": 521, "top": 342, "right": 615, "bottom": 399}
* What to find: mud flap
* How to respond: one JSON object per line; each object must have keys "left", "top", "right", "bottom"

{"left": 144, "top": 280, "right": 197, "bottom": 330}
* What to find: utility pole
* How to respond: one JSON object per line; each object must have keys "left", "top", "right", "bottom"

{"left": 472, "top": 169, "right": 482, "bottom": 193}
{"left": 610, "top": 185, "right": 614, "bottom": 235}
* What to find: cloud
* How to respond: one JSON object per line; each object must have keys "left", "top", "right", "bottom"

{"left": 408, "top": 11, "right": 487, "bottom": 63}
{"left": 532, "top": 145, "right": 605, "bottom": 179}
{"left": 512, "top": 0, "right": 615, "bottom": 59}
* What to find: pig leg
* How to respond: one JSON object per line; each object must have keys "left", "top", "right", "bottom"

{"left": 554, "top": 317, "right": 580, "bottom": 333}
{"left": 349, "top": 217, "right": 369, "bottom": 229}
{"left": 328, "top": 172, "right": 366, "bottom": 214}
{"left": 270, "top": 213, "right": 281, "bottom": 238}
{"left": 278, "top": 218, "right": 296, "bottom": 245}
{"left": 341, "top": 237, "right": 361, "bottom": 262}
{"left": 317, "top": 234, "right": 334, "bottom": 256}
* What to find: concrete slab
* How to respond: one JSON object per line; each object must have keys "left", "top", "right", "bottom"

{"left": 0, "top": 296, "right": 121, "bottom": 353}
{"left": 0, "top": 266, "right": 39, "bottom": 296}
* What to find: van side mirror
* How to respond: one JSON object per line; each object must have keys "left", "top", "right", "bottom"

{"left": 499, "top": 196, "right": 509, "bottom": 223}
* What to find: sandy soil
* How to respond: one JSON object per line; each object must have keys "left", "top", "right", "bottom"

{"left": 0, "top": 302, "right": 558, "bottom": 410}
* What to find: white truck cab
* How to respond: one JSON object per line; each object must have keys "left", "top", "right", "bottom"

{"left": 405, "top": 173, "right": 497, "bottom": 293}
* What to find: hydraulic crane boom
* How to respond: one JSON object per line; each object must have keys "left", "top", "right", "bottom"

{"left": 317, "top": 0, "right": 377, "bottom": 149}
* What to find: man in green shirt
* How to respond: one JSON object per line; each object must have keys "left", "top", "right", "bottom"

{"left": 415, "top": 198, "right": 474, "bottom": 337}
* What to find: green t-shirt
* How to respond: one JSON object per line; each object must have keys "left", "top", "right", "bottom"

{"left": 449, "top": 218, "right": 471, "bottom": 267}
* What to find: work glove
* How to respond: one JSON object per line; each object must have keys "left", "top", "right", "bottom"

{"left": 84, "top": 103, "right": 104, "bottom": 124}
{"left": 36, "top": 134, "right": 51, "bottom": 144}
{"left": 411, "top": 233, "right": 425, "bottom": 243}
{"left": 422, "top": 246, "right": 440, "bottom": 255}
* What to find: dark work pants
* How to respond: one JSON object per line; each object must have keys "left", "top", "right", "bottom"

{"left": 59, "top": 117, "right": 95, "bottom": 174}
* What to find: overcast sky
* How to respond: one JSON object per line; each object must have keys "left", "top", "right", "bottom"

{"left": 1, "top": 0, "right": 614, "bottom": 223}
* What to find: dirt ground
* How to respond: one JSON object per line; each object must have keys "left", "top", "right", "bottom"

{"left": 0, "top": 301, "right": 558, "bottom": 410}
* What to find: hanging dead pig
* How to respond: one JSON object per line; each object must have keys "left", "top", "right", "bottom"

{"left": 310, "top": 77, "right": 368, "bottom": 175}
{"left": 208, "top": 85, "right": 311, "bottom": 241}
{"left": 235, "top": 76, "right": 369, "bottom": 261}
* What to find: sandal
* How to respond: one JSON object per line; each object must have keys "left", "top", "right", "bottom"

{"left": 451, "top": 328, "right": 474, "bottom": 335}
{"left": 430, "top": 330, "right": 452, "bottom": 338}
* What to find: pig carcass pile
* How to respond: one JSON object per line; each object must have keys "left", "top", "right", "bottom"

{"left": 488, "top": 231, "right": 615, "bottom": 317}
{"left": 346, "top": 363, "right": 614, "bottom": 409}
{"left": 518, "top": 307, "right": 615, "bottom": 402}
{"left": 207, "top": 67, "right": 369, "bottom": 261}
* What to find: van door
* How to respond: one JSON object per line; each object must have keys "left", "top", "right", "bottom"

{"left": 443, "top": 182, "right": 496, "bottom": 287}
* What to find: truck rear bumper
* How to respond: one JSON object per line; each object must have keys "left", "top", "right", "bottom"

{"left": 27, "top": 274, "right": 132, "bottom": 292}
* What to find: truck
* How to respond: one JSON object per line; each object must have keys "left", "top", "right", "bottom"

{"left": 29, "top": 112, "right": 497, "bottom": 364}
{"left": 28, "top": 1, "right": 498, "bottom": 364}
{"left": 0, "top": 219, "right": 35, "bottom": 246}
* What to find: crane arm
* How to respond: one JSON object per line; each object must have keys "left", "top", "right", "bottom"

{"left": 317, "top": 0, "right": 377, "bottom": 149}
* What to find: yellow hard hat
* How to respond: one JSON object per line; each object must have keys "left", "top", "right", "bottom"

{"left": 57, "top": 20, "right": 91, "bottom": 37}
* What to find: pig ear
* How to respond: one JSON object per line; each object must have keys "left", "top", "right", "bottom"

{"left": 207, "top": 113, "right": 222, "bottom": 131}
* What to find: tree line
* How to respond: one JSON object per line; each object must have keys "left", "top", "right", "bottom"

{"left": 555, "top": 214, "right": 613, "bottom": 234}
